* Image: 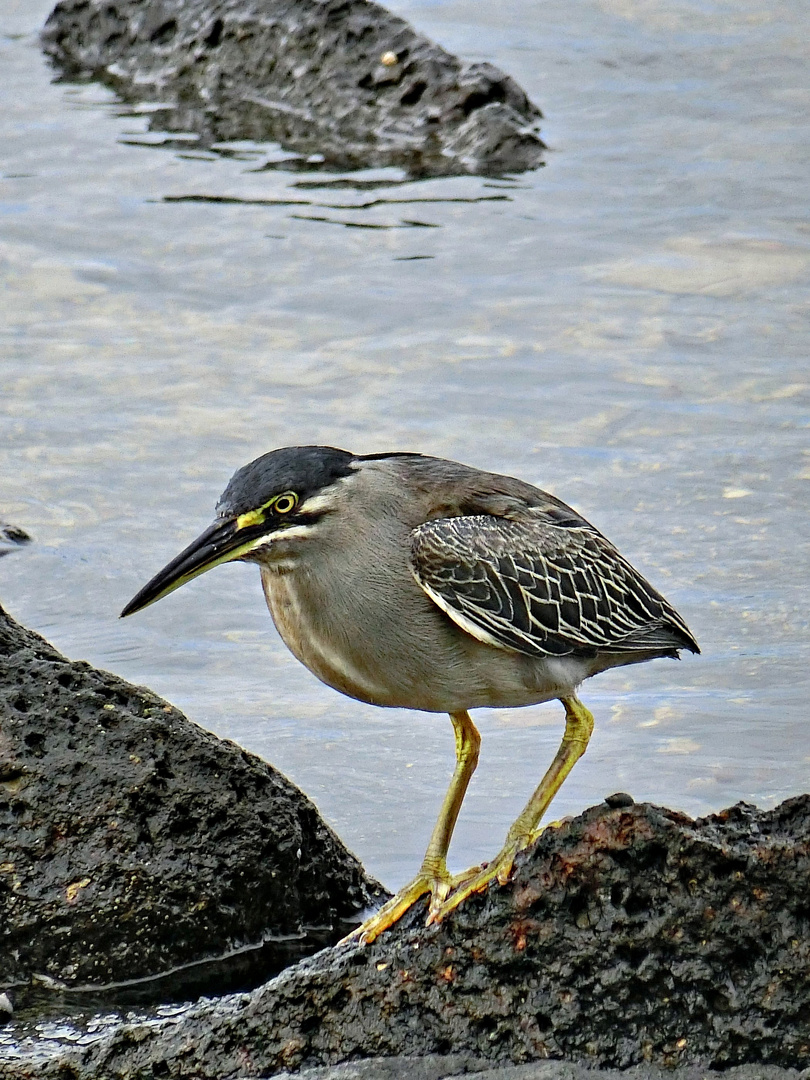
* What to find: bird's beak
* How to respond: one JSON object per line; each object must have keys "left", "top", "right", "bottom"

{"left": 120, "top": 517, "right": 264, "bottom": 618}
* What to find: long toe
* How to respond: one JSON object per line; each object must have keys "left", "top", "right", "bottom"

{"left": 527, "top": 817, "right": 565, "bottom": 846}
{"left": 430, "top": 843, "right": 520, "bottom": 923}
{"left": 432, "top": 820, "right": 569, "bottom": 923}
{"left": 340, "top": 869, "right": 449, "bottom": 945}
{"left": 425, "top": 862, "right": 483, "bottom": 924}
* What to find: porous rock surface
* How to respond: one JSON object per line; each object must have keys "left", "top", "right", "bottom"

{"left": 0, "top": 601, "right": 380, "bottom": 989}
{"left": 41, "top": 0, "right": 545, "bottom": 177}
{"left": 3, "top": 795, "right": 809, "bottom": 1077}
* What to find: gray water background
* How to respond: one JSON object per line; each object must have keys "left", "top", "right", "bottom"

{"left": 1, "top": 0, "right": 808, "bottom": 891}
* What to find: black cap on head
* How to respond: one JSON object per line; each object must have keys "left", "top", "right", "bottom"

{"left": 216, "top": 445, "right": 356, "bottom": 517}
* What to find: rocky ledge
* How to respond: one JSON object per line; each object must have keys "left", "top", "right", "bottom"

{"left": 0, "top": 602, "right": 381, "bottom": 994}
{"left": 2, "top": 791, "right": 809, "bottom": 1076}
{"left": 41, "top": 0, "right": 545, "bottom": 178}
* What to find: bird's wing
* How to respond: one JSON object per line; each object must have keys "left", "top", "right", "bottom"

{"left": 410, "top": 513, "right": 697, "bottom": 658}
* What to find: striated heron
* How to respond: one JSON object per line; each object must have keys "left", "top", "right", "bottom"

{"left": 122, "top": 446, "right": 699, "bottom": 942}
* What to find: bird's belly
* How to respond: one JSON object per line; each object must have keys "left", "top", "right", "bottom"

{"left": 259, "top": 567, "right": 397, "bottom": 706}
{"left": 259, "top": 566, "right": 592, "bottom": 713}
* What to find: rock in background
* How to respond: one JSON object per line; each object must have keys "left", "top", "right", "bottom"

{"left": 0, "top": 526, "right": 31, "bottom": 559}
{"left": 41, "top": 0, "right": 545, "bottom": 177}
{"left": 0, "top": 602, "right": 382, "bottom": 991}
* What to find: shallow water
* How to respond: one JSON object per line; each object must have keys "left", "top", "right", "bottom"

{"left": 1, "top": 0, "right": 808, "bottom": 903}
{"left": 4, "top": 928, "right": 344, "bottom": 1024}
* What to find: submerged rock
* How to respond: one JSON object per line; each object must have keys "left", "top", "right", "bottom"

{"left": 0, "top": 525, "right": 31, "bottom": 559}
{"left": 0, "top": 602, "right": 382, "bottom": 992}
{"left": 3, "top": 796, "right": 809, "bottom": 1076}
{"left": 41, "top": 0, "right": 545, "bottom": 178}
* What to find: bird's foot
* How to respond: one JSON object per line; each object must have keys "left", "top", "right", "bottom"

{"left": 341, "top": 819, "right": 569, "bottom": 943}
{"left": 340, "top": 864, "right": 456, "bottom": 946}
{"left": 428, "top": 842, "right": 520, "bottom": 923}
{"left": 430, "top": 820, "right": 564, "bottom": 923}
{"left": 424, "top": 863, "right": 483, "bottom": 924}
{"left": 527, "top": 816, "right": 564, "bottom": 846}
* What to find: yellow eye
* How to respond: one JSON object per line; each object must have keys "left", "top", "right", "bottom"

{"left": 273, "top": 491, "right": 298, "bottom": 515}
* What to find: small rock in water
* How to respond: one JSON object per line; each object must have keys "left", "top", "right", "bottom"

{"left": 0, "top": 523, "right": 32, "bottom": 556}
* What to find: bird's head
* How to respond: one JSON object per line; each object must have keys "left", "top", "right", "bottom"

{"left": 120, "top": 445, "right": 356, "bottom": 617}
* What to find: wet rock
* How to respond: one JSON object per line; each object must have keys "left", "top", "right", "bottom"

{"left": 40, "top": 0, "right": 545, "bottom": 178}
{"left": 4, "top": 796, "right": 809, "bottom": 1076}
{"left": 0, "top": 601, "right": 382, "bottom": 991}
{"left": 0, "top": 525, "right": 31, "bottom": 558}
{"left": 268, "top": 1060, "right": 806, "bottom": 1080}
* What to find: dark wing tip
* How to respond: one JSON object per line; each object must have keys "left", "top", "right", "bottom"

{"left": 662, "top": 613, "right": 700, "bottom": 655}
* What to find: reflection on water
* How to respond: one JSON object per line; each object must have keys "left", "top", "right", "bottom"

{"left": 1, "top": 0, "right": 808, "bottom": 898}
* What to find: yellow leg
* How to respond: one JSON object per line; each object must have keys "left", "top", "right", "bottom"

{"left": 342, "top": 710, "right": 481, "bottom": 945}
{"left": 433, "top": 694, "right": 594, "bottom": 922}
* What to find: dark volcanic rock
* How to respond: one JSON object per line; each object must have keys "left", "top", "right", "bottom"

{"left": 266, "top": 1060, "right": 806, "bottom": 1080}
{"left": 0, "top": 602, "right": 381, "bottom": 990}
{"left": 41, "top": 0, "right": 545, "bottom": 178}
{"left": 4, "top": 797, "right": 809, "bottom": 1076}
{"left": 0, "top": 526, "right": 31, "bottom": 559}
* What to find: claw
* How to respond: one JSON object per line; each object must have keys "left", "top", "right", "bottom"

{"left": 496, "top": 852, "right": 516, "bottom": 886}
{"left": 430, "top": 845, "right": 519, "bottom": 923}
{"left": 339, "top": 865, "right": 453, "bottom": 945}
{"left": 426, "top": 878, "right": 451, "bottom": 922}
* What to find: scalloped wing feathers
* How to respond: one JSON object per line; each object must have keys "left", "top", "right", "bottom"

{"left": 410, "top": 514, "right": 698, "bottom": 660}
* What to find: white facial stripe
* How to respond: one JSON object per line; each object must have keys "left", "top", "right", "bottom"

{"left": 241, "top": 523, "right": 315, "bottom": 553}
{"left": 240, "top": 534, "right": 277, "bottom": 554}
{"left": 275, "top": 524, "right": 316, "bottom": 541}
{"left": 297, "top": 486, "right": 344, "bottom": 516}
